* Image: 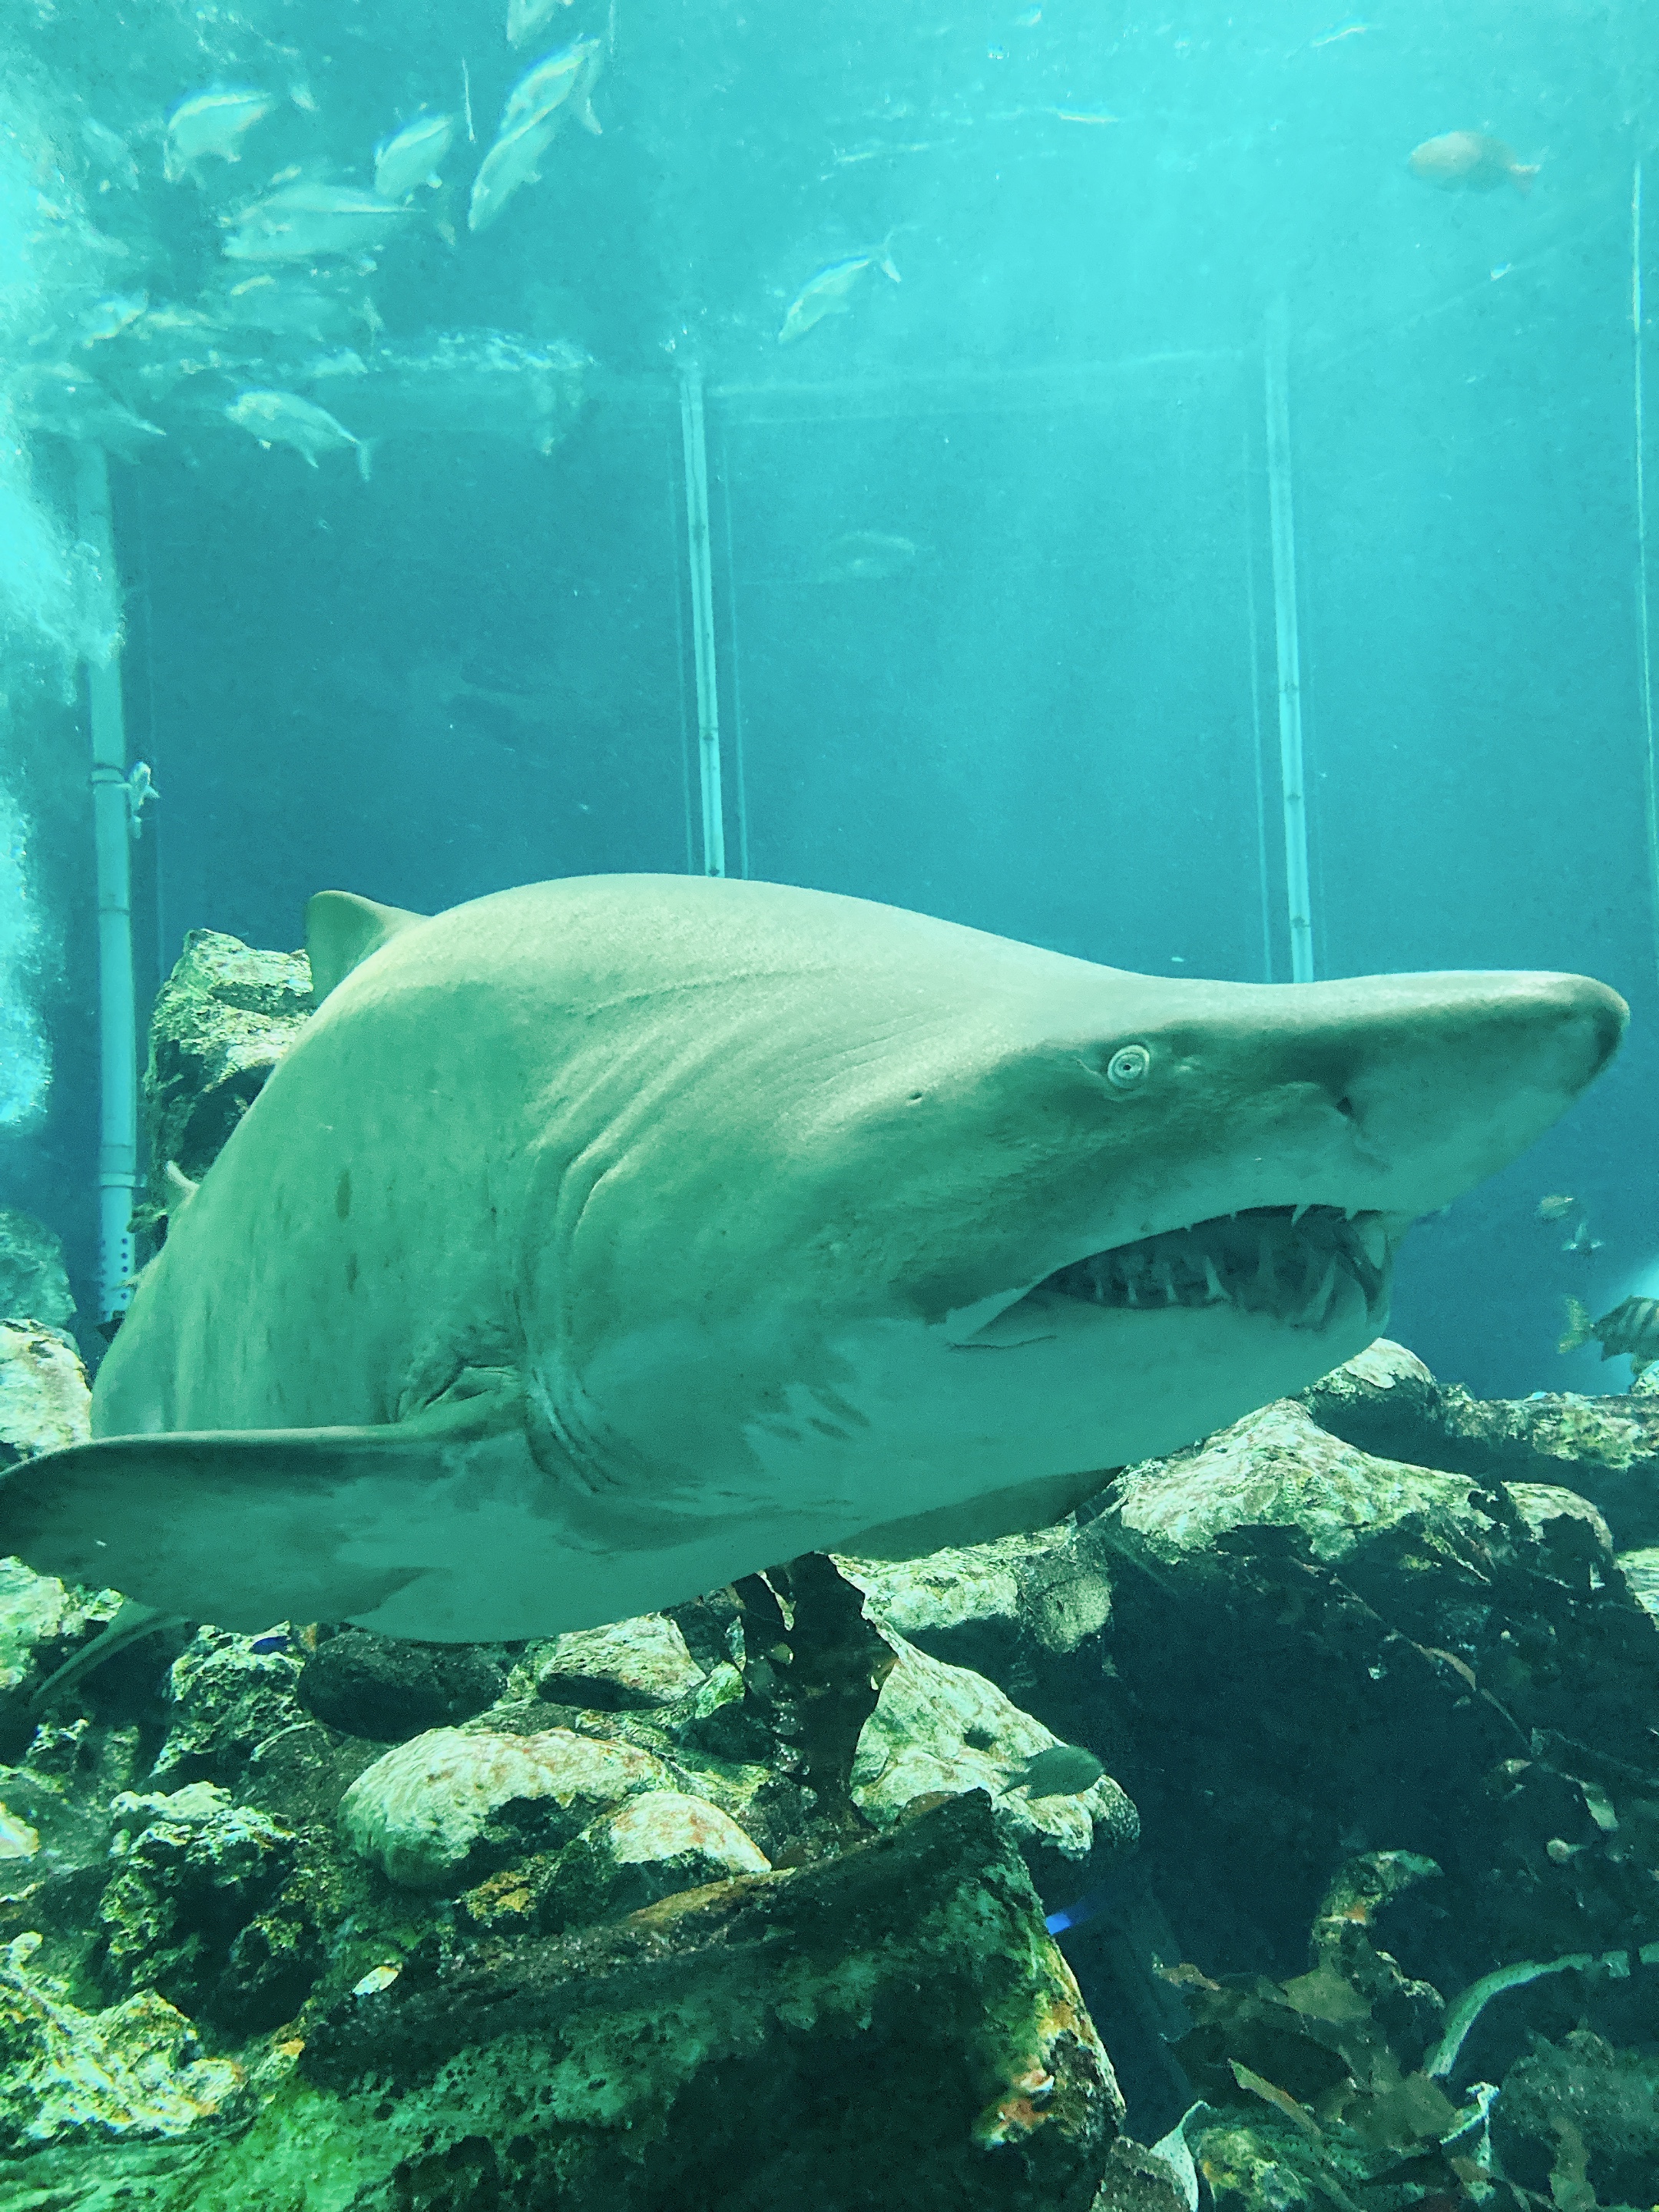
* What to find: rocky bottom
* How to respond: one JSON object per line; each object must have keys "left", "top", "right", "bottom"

{"left": 4, "top": 1280, "right": 1659, "bottom": 2205}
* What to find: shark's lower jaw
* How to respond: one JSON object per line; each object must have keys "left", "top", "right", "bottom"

{"left": 1043, "top": 1205, "right": 1392, "bottom": 1333}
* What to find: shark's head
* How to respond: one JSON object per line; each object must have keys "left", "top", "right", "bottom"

{"left": 526, "top": 883, "right": 1625, "bottom": 1558}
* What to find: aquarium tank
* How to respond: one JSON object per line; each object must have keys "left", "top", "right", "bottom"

{"left": 0, "top": 0, "right": 1657, "bottom": 2204}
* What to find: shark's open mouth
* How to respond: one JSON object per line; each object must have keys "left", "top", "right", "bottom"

{"left": 1043, "top": 1205, "right": 1392, "bottom": 1333}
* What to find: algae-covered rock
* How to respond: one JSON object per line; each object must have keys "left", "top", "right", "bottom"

{"left": 99, "top": 1784, "right": 297, "bottom": 2028}
{"left": 0, "top": 1210, "right": 72, "bottom": 1330}
{"left": 1302, "top": 1335, "right": 1659, "bottom": 1548}
{"left": 152, "top": 1627, "right": 308, "bottom": 1790}
{"left": 340, "top": 1726, "right": 680, "bottom": 1892}
{"left": 512, "top": 1612, "right": 708, "bottom": 1711}
{"left": 851, "top": 1633, "right": 1137, "bottom": 1879}
{"left": 139, "top": 928, "right": 313, "bottom": 1238}
{"left": 302, "top": 1790, "right": 1121, "bottom": 2212}
{"left": 533, "top": 1790, "right": 770, "bottom": 1932}
{"left": 1493, "top": 2027, "right": 1659, "bottom": 2205}
{"left": 1618, "top": 1545, "right": 1659, "bottom": 1617}
{"left": 0, "top": 1320, "right": 91, "bottom": 1466}
{"left": 295, "top": 1628, "right": 505, "bottom": 1743}
{"left": 0, "top": 1930, "right": 240, "bottom": 2149}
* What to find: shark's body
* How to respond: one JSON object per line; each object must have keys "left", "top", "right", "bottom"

{"left": 4, "top": 876, "right": 1624, "bottom": 1639}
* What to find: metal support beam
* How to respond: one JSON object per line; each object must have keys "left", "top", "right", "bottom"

{"left": 1263, "top": 300, "right": 1314, "bottom": 983}
{"left": 677, "top": 362, "right": 726, "bottom": 877}
{"left": 74, "top": 445, "right": 138, "bottom": 1320}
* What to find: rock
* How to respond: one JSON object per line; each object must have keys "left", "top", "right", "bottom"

{"left": 303, "top": 1790, "right": 1121, "bottom": 2212}
{"left": 98, "top": 1783, "right": 299, "bottom": 2031}
{"left": 1301, "top": 1335, "right": 1659, "bottom": 1548}
{"left": 1091, "top": 1389, "right": 1659, "bottom": 1988}
{"left": 511, "top": 1612, "right": 708, "bottom": 1711}
{"left": 850, "top": 1633, "right": 1138, "bottom": 1886}
{"left": 296, "top": 1630, "right": 505, "bottom": 1742}
{"left": 531, "top": 1790, "right": 770, "bottom": 1932}
{"left": 837, "top": 1523, "right": 1114, "bottom": 1746}
{"left": 339, "top": 1726, "right": 681, "bottom": 1892}
{"left": 0, "top": 1320, "right": 91, "bottom": 1465}
{"left": 138, "top": 927, "right": 313, "bottom": 1241}
{"left": 1618, "top": 1545, "right": 1659, "bottom": 1616}
{"left": 152, "top": 1627, "right": 309, "bottom": 1790}
{"left": 0, "top": 1210, "right": 72, "bottom": 1329}
{"left": 0, "top": 1930, "right": 241, "bottom": 2149}
{"left": 1493, "top": 2027, "right": 1659, "bottom": 2205}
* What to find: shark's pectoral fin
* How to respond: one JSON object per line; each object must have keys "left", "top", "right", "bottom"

{"left": 837, "top": 1463, "right": 1114, "bottom": 1561}
{"left": 0, "top": 1387, "right": 551, "bottom": 1639}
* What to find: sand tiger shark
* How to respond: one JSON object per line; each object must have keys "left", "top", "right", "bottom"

{"left": 1, "top": 876, "right": 1624, "bottom": 1642}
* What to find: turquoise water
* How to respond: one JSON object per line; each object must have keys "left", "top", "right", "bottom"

{"left": 3, "top": 8, "right": 1659, "bottom": 2204}
{"left": 4, "top": 0, "right": 1656, "bottom": 1392}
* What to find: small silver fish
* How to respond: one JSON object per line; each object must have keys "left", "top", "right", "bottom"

{"left": 1536, "top": 1193, "right": 1577, "bottom": 1222}
{"left": 18, "top": 365, "right": 165, "bottom": 457}
{"left": 218, "top": 274, "right": 371, "bottom": 345}
{"left": 816, "top": 531, "right": 919, "bottom": 584}
{"left": 1003, "top": 1743, "right": 1105, "bottom": 1800}
{"left": 374, "top": 112, "right": 457, "bottom": 201}
{"left": 1562, "top": 1220, "right": 1604, "bottom": 1257}
{"left": 226, "top": 389, "right": 373, "bottom": 481}
{"left": 508, "top": 0, "right": 575, "bottom": 48}
{"left": 779, "top": 243, "right": 901, "bottom": 345}
{"left": 223, "top": 184, "right": 418, "bottom": 264}
{"left": 164, "top": 88, "right": 276, "bottom": 184}
{"left": 501, "top": 38, "right": 604, "bottom": 136}
{"left": 351, "top": 1962, "right": 402, "bottom": 1998}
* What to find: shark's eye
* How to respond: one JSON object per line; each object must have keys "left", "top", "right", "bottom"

{"left": 1105, "top": 1044, "right": 1151, "bottom": 1089}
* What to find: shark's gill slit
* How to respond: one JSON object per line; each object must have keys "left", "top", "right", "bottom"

{"left": 1042, "top": 1205, "right": 1389, "bottom": 1332}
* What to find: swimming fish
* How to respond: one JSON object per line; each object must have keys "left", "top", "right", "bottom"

{"left": 226, "top": 389, "right": 373, "bottom": 480}
{"left": 1407, "top": 132, "right": 1538, "bottom": 196}
{"left": 222, "top": 184, "right": 418, "bottom": 264}
{"left": 217, "top": 273, "right": 373, "bottom": 345}
{"left": 17, "top": 366, "right": 165, "bottom": 458}
{"left": 1004, "top": 1744, "right": 1106, "bottom": 1799}
{"left": 1562, "top": 1219, "right": 1604, "bottom": 1257}
{"left": 1537, "top": 1194, "right": 1577, "bottom": 1222}
{"left": 779, "top": 244, "right": 902, "bottom": 344}
{"left": 1560, "top": 1295, "right": 1659, "bottom": 1373}
{"left": 468, "top": 39, "right": 603, "bottom": 232}
{"left": 508, "top": 0, "right": 574, "bottom": 48}
{"left": 374, "top": 113, "right": 457, "bottom": 202}
{"left": 0, "top": 879, "right": 1623, "bottom": 1642}
{"left": 816, "top": 531, "right": 919, "bottom": 584}
{"left": 164, "top": 88, "right": 276, "bottom": 184}
{"left": 501, "top": 38, "right": 604, "bottom": 135}
{"left": 81, "top": 292, "right": 148, "bottom": 344}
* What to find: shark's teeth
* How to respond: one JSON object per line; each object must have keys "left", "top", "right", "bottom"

{"left": 1045, "top": 1205, "right": 1390, "bottom": 1333}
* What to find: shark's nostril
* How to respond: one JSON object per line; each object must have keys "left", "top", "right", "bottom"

{"left": 1335, "top": 1096, "right": 1357, "bottom": 1120}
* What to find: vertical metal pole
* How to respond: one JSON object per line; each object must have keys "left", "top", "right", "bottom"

{"left": 677, "top": 361, "right": 726, "bottom": 877}
{"left": 1263, "top": 300, "right": 1314, "bottom": 983}
{"left": 1242, "top": 409, "right": 1273, "bottom": 982}
{"left": 716, "top": 415, "right": 750, "bottom": 880}
{"left": 75, "top": 445, "right": 138, "bottom": 1319}
{"left": 1633, "top": 163, "right": 1659, "bottom": 986}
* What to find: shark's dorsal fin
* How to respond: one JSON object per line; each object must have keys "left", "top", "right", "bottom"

{"left": 305, "top": 890, "right": 426, "bottom": 1003}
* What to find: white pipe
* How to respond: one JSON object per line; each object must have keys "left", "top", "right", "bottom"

{"left": 1263, "top": 300, "right": 1314, "bottom": 984}
{"left": 677, "top": 361, "right": 726, "bottom": 878}
{"left": 1633, "top": 161, "right": 1659, "bottom": 985}
{"left": 73, "top": 445, "right": 138, "bottom": 1320}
